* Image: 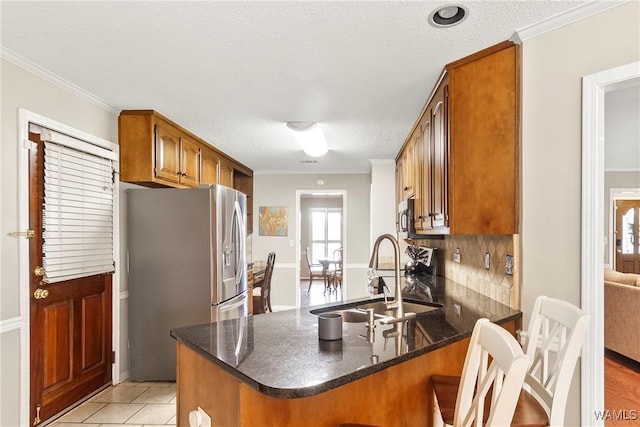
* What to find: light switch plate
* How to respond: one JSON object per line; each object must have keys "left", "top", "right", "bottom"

{"left": 484, "top": 252, "right": 490, "bottom": 270}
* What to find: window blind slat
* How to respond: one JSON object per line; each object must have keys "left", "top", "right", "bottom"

{"left": 42, "top": 140, "right": 115, "bottom": 283}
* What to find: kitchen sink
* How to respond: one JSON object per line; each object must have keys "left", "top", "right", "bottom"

{"left": 311, "top": 298, "right": 441, "bottom": 323}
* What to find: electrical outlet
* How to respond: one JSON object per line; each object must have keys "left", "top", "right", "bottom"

{"left": 198, "top": 407, "right": 212, "bottom": 427}
{"left": 484, "top": 252, "right": 490, "bottom": 270}
{"left": 505, "top": 255, "right": 514, "bottom": 276}
{"left": 453, "top": 303, "right": 461, "bottom": 318}
{"left": 453, "top": 248, "right": 461, "bottom": 264}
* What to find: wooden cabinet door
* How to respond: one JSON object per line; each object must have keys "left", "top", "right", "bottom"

{"left": 219, "top": 160, "right": 234, "bottom": 187}
{"left": 396, "top": 157, "right": 404, "bottom": 206}
{"left": 201, "top": 147, "right": 220, "bottom": 185}
{"left": 401, "top": 138, "right": 415, "bottom": 198}
{"left": 448, "top": 44, "right": 517, "bottom": 234}
{"left": 430, "top": 82, "right": 449, "bottom": 230}
{"left": 417, "top": 113, "right": 432, "bottom": 231}
{"left": 179, "top": 136, "right": 200, "bottom": 187}
{"left": 154, "top": 122, "right": 181, "bottom": 184}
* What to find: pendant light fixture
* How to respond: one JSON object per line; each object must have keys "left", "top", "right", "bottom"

{"left": 286, "top": 122, "right": 328, "bottom": 157}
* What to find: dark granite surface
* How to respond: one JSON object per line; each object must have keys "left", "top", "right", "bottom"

{"left": 170, "top": 277, "right": 520, "bottom": 399}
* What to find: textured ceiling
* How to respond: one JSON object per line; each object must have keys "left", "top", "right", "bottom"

{"left": 1, "top": 1, "right": 589, "bottom": 173}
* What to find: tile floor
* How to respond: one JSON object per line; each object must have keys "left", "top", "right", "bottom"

{"left": 49, "top": 381, "right": 176, "bottom": 427}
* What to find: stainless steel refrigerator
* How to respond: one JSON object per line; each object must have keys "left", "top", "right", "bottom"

{"left": 127, "top": 185, "right": 248, "bottom": 381}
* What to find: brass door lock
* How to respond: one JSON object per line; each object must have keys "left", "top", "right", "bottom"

{"left": 34, "top": 288, "right": 49, "bottom": 300}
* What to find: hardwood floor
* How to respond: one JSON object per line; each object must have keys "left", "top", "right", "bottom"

{"left": 299, "top": 278, "right": 343, "bottom": 307}
{"left": 604, "top": 349, "right": 640, "bottom": 426}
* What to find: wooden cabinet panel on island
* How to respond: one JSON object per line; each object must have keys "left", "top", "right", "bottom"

{"left": 397, "top": 41, "right": 519, "bottom": 236}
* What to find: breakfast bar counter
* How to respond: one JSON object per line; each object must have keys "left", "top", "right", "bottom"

{"left": 170, "top": 279, "right": 520, "bottom": 426}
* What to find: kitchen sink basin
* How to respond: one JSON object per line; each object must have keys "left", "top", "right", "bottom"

{"left": 356, "top": 301, "right": 440, "bottom": 318}
{"left": 311, "top": 298, "right": 441, "bottom": 323}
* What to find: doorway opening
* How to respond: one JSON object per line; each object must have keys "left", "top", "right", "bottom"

{"left": 609, "top": 193, "right": 640, "bottom": 273}
{"left": 296, "top": 190, "right": 346, "bottom": 308}
{"left": 581, "top": 62, "right": 639, "bottom": 424}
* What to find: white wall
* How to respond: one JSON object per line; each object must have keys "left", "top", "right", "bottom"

{"left": 605, "top": 85, "right": 640, "bottom": 171}
{"left": 370, "top": 160, "right": 397, "bottom": 262}
{"left": 0, "top": 58, "right": 118, "bottom": 427}
{"left": 520, "top": 2, "right": 640, "bottom": 425}
{"left": 253, "top": 173, "right": 371, "bottom": 306}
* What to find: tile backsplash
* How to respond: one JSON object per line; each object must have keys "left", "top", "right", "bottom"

{"left": 412, "top": 234, "right": 519, "bottom": 309}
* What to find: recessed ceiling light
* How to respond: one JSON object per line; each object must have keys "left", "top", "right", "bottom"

{"left": 429, "top": 4, "right": 468, "bottom": 28}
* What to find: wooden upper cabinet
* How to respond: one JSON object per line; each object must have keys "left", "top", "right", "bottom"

{"left": 430, "top": 79, "right": 449, "bottom": 231}
{"left": 120, "top": 111, "right": 201, "bottom": 188}
{"left": 447, "top": 41, "right": 519, "bottom": 235}
{"left": 154, "top": 122, "right": 182, "bottom": 184}
{"left": 219, "top": 159, "right": 234, "bottom": 188}
{"left": 415, "top": 78, "right": 449, "bottom": 234}
{"left": 401, "top": 135, "right": 416, "bottom": 199}
{"left": 200, "top": 147, "right": 220, "bottom": 185}
{"left": 179, "top": 135, "right": 201, "bottom": 187}
{"left": 397, "top": 41, "right": 519, "bottom": 236}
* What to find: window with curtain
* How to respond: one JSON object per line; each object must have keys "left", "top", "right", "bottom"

{"left": 40, "top": 129, "right": 117, "bottom": 283}
{"left": 310, "top": 208, "right": 342, "bottom": 263}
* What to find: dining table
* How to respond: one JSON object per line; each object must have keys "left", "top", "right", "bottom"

{"left": 317, "top": 257, "right": 341, "bottom": 292}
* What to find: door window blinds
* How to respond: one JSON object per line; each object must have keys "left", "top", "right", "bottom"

{"left": 41, "top": 131, "right": 116, "bottom": 283}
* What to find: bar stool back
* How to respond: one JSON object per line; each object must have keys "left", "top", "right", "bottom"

{"left": 520, "top": 296, "right": 590, "bottom": 426}
{"left": 433, "top": 318, "right": 529, "bottom": 427}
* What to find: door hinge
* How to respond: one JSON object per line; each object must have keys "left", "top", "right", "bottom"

{"left": 7, "top": 229, "right": 35, "bottom": 239}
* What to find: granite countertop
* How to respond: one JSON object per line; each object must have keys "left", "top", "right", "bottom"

{"left": 170, "top": 277, "right": 520, "bottom": 399}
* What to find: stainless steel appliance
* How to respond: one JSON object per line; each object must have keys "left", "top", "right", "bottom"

{"left": 404, "top": 245, "right": 441, "bottom": 303}
{"left": 127, "top": 185, "right": 248, "bottom": 381}
{"left": 397, "top": 198, "right": 444, "bottom": 240}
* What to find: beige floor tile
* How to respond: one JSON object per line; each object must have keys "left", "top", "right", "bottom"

{"left": 167, "top": 413, "right": 177, "bottom": 424}
{"left": 83, "top": 403, "right": 145, "bottom": 424}
{"left": 92, "top": 386, "right": 148, "bottom": 403}
{"left": 137, "top": 381, "right": 175, "bottom": 388}
{"left": 50, "top": 423, "right": 100, "bottom": 427}
{"left": 126, "top": 404, "right": 175, "bottom": 425}
{"left": 131, "top": 387, "right": 176, "bottom": 404}
{"left": 56, "top": 402, "right": 107, "bottom": 422}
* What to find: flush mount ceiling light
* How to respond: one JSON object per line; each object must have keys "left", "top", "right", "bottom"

{"left": 428, "top": 4, "right": 468, "bottom": 28}
{"left": 286, "top": 122, "right": 328, "bottom": 157}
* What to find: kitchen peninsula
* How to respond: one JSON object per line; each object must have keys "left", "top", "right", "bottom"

{"left": 171, "top": 279, "right": 520, "bottom": 426}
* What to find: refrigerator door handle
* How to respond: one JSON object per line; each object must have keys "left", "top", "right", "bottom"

{"left": 232, "top": 200, "right": 246, "bottom": 288}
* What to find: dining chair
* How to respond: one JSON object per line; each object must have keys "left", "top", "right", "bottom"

{"left": 327, "top": 248, "right": 343, "bottom": 294}
{"left": 305, "top": 246, "right": 325, "bottom": 292}
{"left": 253, "top": 252, "right": 275, "bottom": 314}
{"left": 518, "top": 295, "right": 590, "bottom": 427}
{"left": 432, "top": 318, "right": 529, "bottom": 427}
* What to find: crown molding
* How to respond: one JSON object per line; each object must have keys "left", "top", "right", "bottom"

{"left": 513, "top": 0, "right": 627, "bottom": 43}
{"left": 253, "top": 169, "right": 370, "bottom": 175}
{"left": 1, "top": 47, "right": 119, "bottom": 115}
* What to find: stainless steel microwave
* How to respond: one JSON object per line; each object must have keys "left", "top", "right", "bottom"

{"left": 397, "top": 198, "right": 445, "bottom": 240}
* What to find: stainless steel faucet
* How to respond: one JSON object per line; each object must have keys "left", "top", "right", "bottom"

{"left": 368, "top": 233, "right": 404, "bottom": 319}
